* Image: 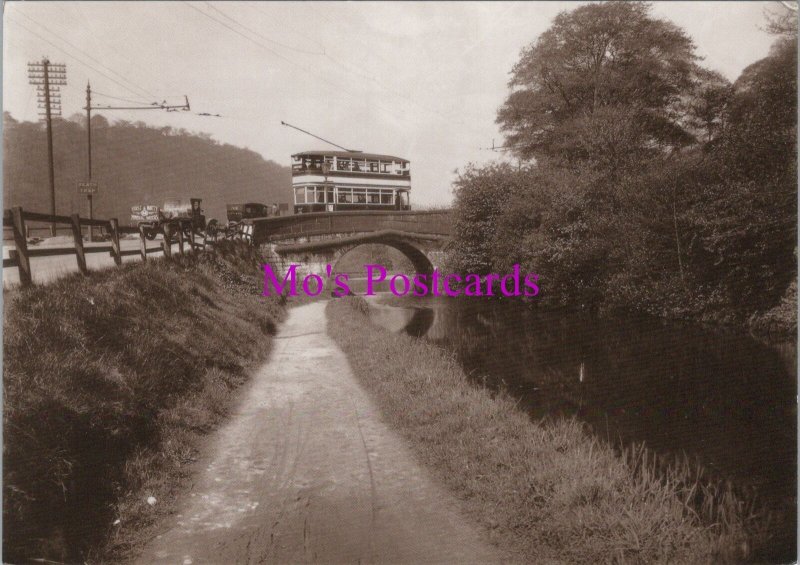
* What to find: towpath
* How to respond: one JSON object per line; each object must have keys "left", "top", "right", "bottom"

{"left": 137, "top": 301, "right": 502, "bottom": 564}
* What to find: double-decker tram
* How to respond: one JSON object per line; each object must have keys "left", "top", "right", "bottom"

{"left": 292, "top": 151, "right": 411, "bottom": 213}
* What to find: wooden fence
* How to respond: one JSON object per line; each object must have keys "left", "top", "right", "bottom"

{"left": 2, "top": 206, "right": 208, "bottom": 287}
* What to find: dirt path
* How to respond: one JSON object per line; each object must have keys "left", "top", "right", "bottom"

{"left": 137, "top": 301, "right": 503, "bottom": 564}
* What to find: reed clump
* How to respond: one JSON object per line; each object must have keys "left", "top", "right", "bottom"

{"left": 326, "top": 296, "right": 773, "bottom": 563}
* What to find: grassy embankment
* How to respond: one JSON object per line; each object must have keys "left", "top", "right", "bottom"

{"left": 3, "top": 242, "right": 283, "bottom": 563}
{"left": 326, "top": 297, "right": 770, "bottom": 563}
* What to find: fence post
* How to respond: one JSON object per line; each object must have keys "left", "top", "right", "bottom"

{"left": 162, "top": 226, "right": 172, "bottom": 259}
{"left": 139, "top": 228, "right": 147, "bottom": 262}
{"left": 177, "top": 227, "right": 185, "bottom": 256}
{"left": 11, "top": 207, "right": 32, "bottom": 287}
{"left": 110, "top": 219, "right": 122, "bottom": 266}
{"left": 70, "top": 214, "right": 88, "bottom": 275}
{"left": 189, "top": 227, "right": 196, "bottom": 254}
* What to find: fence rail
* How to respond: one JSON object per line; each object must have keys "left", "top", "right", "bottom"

{"left": 2, "top": 206, "right": 208, "bottom": 287}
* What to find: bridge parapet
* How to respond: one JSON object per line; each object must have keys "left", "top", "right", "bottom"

{"left": 247, "top": 210, "right": 452, "bottom": 283}
{"left": 244, "top": 210, "right": 451, "bottom": 245}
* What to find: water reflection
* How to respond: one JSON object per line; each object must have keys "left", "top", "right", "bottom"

{"left": 373, "top": 295, "right": 797, "bottom": 552}
{"left": 365, "top": 295, "right": 435, "bottom": 337}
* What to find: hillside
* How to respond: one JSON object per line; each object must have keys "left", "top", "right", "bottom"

{"left": 3, "top": 113, "right": 292, "bottom": 226}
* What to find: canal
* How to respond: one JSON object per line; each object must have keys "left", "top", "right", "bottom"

{"left": 365, "top": 293, "right": 797, "bottom": 557}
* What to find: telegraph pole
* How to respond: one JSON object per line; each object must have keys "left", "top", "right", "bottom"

{"left": 28, "top": 59, "right": 66, "bottom": 236}
{"left": 85, "top": 82, "right": 94, "bottom": 241}
{"left": 86, "top": 82, "right": 92, "bottom": 185}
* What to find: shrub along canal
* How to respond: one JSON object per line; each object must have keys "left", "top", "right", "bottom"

{"left": 368, "top": 293, "right": 797, "bottom": 560}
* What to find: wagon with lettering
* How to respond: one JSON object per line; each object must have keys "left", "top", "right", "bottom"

{"left": 130, "top": 197, "right": 207, "bottom": 241}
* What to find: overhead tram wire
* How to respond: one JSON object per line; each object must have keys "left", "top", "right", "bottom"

{"left": 199, "top": 2, "right": 398, "bottom": 103}
{"left": 13, "top": 9, "right": 158, "bottom": 101}
{"left": 7, "top": 16, "right": 165, "bottom": 104}
{"left": 181, "top": 2, "right": 404, "bottom": 122}
{"left": 306, "top": 10, "right": 492, "bottom": 138}
{"left": 480, "top": 139, "right": 529, "bottom": 152}
{"left": 68, "top": 2, "right": 185, "bottom": 96}
{"left": 185, "top": 2, "right": 491, "bottom": 139}
{"left": 203, "top": 2, "right": 325, "bottom": 56}
{"left": 91, "top": 90, "right": 158, "bottom": 106}
{"left": 250, "top": 3, "right": 328, "bottom": 56}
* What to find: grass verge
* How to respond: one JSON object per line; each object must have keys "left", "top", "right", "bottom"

{"left": 326, "top": 297, "right": 770, "bottom": 563}
{"left": 3, "top": 243, "right": 283, "bottom": 563}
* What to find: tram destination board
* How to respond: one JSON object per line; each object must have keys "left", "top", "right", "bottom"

{"left": 77, "top": 181, "right": 98, "bottom": 195}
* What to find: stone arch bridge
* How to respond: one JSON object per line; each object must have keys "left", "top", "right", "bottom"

{"left": 242, "top": 210, "right": 452, "bottom": 278}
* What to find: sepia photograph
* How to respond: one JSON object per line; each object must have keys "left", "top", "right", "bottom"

{"left": 1, "top": 1, "right": 797, "bottom": 563}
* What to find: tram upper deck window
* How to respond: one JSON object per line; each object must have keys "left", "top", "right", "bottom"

{"left": 337, "top": 158, "right": 351, "bottom": 171}
{"left": 368, "top": 160, "right": 379, "bottom": 172}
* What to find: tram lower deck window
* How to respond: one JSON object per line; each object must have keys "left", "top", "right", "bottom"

{"left": 337, "top": 188, "right": 352, "bottom": 203}
{"left": 294, "top": 187, "right": 305, "bottom": 204}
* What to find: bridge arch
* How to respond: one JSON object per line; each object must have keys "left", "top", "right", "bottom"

{"left": 329, "top": 237, "right": 435, "bottom": 276}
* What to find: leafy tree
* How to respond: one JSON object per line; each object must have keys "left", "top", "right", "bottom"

{"left": 497, "top": 2, "right": 706, "bottom": 171}
{"left": 764, "top": 1, "right": 798, "bottom": 36}
{"left": 452, "top": 4, "right": 796, "bottom": 333}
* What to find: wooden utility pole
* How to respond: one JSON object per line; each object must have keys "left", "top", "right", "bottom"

{"left": 85, "top": 82, "right": 94, "bottom": 241}
{"left": 28, "top": 59, "right": 66, "bottom": 237}
{"left": 83, "top": 92, "right": 190, "bottom": 242}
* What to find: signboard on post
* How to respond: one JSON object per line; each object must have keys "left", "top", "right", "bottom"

{"left": 77, "top": 181, "right": 98, "bottom": 194}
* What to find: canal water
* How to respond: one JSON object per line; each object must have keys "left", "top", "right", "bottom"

{"left": 366, "top": 293, "right": 797, "bottom": 555}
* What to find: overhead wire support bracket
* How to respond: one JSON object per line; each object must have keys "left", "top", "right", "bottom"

{"left": 89, "top": 96, "right": 191, "bottom": 112}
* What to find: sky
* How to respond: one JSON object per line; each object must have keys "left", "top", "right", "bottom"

{"left": 2, "top": 1, "right": 783, "bottom": 207}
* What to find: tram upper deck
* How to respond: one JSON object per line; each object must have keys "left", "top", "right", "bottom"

{"left": 291, "top": 151, "right": 411, "bottom": 213}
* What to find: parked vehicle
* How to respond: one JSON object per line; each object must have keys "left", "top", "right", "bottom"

{"left": 131, "top": 197, "right": 207, "bottom": 241}
{"left": 226, "top": 202, "right": 271, "bottom": 224}
{"left": 207, "top": 202, "right": 279, "bottom": 240}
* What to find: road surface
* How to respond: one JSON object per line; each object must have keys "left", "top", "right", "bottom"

{"left": 137, "top": 301, "right": 503, "bottom": 564}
